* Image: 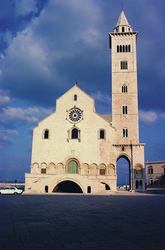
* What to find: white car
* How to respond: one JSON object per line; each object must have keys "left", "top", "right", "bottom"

{"left": 0, "top": 186, "right": 22, "bottom": 195}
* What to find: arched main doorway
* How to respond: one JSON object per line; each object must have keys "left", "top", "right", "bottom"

{"left": 52, "top": 180, "right": 83, "bottom": 193}
{"left": 116, "top": 156, "right": 130, "bottom": 189}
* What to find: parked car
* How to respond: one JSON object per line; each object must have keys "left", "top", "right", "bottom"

{"left": 0, "top": 186, "right": 22, "bottom": 195}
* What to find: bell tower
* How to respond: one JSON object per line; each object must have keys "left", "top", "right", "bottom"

{"left": 109, "top": 10, "right": 139, "bottom": 144}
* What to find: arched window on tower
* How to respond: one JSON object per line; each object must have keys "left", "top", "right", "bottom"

{"left": 122, "top": 106, "right": 127, "bottom": 114}
{"left": 120, "top": 45, "right": 122, "bottom": 52}
{"left": 128, "top": 45, "right": 131, "bottom": 52}
{"left": 122, "top": 85, "right": 128, "bottom": 93}
{"left": 122, "top": 27, "right": 125, "bottom": 32}
{"left": 123, "top": 128, "right": 128, "bottom": 137}
{"left": 117, "top": 45, "right": 119, "bottom": 52}
{"left": 121, "top": 61, "right": 128, "bottom": 70}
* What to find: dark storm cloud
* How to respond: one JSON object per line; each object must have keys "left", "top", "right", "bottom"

{"left": 0, "top": 0, "right": 109, "bottom": 107}
{"left": 0, "top": 0, "right": 164, "bottom": 113}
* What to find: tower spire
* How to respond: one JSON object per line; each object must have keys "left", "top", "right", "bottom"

{"left": 116, "top": 10, "right": 129, "bottom": 27}
{"left": 114, "top": 10, "right": 132, "bottom": 33}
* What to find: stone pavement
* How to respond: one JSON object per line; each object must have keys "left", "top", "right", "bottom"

{"left": 0, "top": 192, "right": 165, "bottom": 250}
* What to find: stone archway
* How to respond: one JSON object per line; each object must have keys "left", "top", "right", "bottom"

{"left": 116, "top": 155, "right": 131, "bottom": 190}
{"left": 52, "top": 180, "right": 83, "bottom": 193}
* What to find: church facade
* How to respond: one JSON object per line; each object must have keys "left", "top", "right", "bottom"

{"left": 25, "top": 11, "right": 145, "bottom": 194}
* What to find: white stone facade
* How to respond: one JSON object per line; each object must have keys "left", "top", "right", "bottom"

{"left": 25, "top": 11, "right": 145, "bottom": 194}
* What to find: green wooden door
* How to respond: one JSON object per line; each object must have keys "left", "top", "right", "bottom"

{"left": 68, "top": 161, "right": 78, "bottom": 174}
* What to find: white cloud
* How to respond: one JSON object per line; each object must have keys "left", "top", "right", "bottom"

{"left": 0, "top": 129, "right": 18, "bottom": 146}
{"left": 139, "top": 110, "right": 158, "bottom": 124}
{"left": 91, "top": 91, "right": 111, "bottom": 104}
{"left": 0, "top": 90, "right": 12, "bottom": 107}
{"left": 0, "top": 106, "right": 53, "bottom": 127}
{"left": 0, "top": 0, "right": 106, "bottom": 105}
{"left": 0, "top": 96, "right": 10, "bottom": 106}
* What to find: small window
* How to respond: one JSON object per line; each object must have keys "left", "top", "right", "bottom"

{"left": 41, "top": 168, "right": 46, "bottom": 174}
{"left": 74, "top": 95, "right": 77, "bottom": 101}
{"left": 123, "top": 45, "right": 125, "bottom": 52}
{"left": 120, "top": 45, "right": 122, "bottom": 52}
{"left": 122, "top": 106, "right": 127, "bottom": 114}
{"left": 128, "top": 45, "right": 131, "bottom": 52}
{"left": 121, "top": 61, "right": 128, "bottom": 70}
{"left": 100, "top": 169, "right": 105, "bottom": 175}
{"left": 44, "top": 130, "right": 49, "bottom": 139}
{"left": 122, "top": 27, "right": 125, "bottom": 32}
{"left": 123, "top": 128, "right": 128, "bottom": 137}
{"left": 100, "top": 130, "right": 105, "bottom": 139}
{"left": 72, "top": 128, "right": 78, "bottom": 139}
{"left": 45, "top": 186, "right": 48, "bottom": 193}
{"left": 148, "top": 166, "right": 153, "bottom": 174}
{"left": 122, "top": 85, "right": 127, "bottom": 93}
{"left": 117, "top": 45, "right": 119, "bottom": 52}
{"left": 87, "top": 186, "right": 91, "bottom": 193}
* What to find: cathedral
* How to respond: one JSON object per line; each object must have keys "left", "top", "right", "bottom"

{"left": 25, "top": 11, "right": 145, "bottom": 194}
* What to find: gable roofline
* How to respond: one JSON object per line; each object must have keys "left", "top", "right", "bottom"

{"left": 56, "top": 84, "right": 95, "bottom": 102}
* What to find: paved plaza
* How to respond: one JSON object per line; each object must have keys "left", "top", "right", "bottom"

{"left": 0, "top": 192, "right": 165, "bottom": 250}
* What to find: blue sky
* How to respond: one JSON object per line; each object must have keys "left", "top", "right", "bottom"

{"left": 0, "top": 0, "right": 165, "bottom": 182}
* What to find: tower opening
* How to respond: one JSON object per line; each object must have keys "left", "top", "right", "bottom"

{"left": 117, "top": 156, "right": 130, "bottom": 189}
{"left": 52, "top": 180, "right": 83, "bottom": 193}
